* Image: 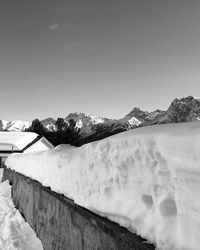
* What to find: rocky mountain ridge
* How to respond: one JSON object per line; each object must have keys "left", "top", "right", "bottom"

{"left": 38, "top": 96, "right": 200, "bottom": 143}
{"left": 0, "top": 120, "right": 30, "bottom": 132}
{"left": 1, "top": 96, "right": 200, "bottom": 142}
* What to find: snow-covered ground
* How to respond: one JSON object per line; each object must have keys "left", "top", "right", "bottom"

{"left": 0, "top": 169, "right": 43, "bottom": 250}
{"left": 6, "top": 121, "right": 200, "bottom": 250}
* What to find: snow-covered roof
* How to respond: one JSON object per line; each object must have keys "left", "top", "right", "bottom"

{"left": 0, "top": 132, "right": 39, "bottom": 151}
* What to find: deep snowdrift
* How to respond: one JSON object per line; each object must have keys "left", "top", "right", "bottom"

{"left": 6, "top": 121, "right": 200, "bottom": 250}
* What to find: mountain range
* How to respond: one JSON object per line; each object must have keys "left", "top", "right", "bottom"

{"left": 0, "top": 120, "right": 30, "bottom": 132}
{"left": 1, "top": 96, "right": 200, "bottom": 143}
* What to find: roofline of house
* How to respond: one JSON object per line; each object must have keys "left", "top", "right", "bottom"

{"left": 21, "top": 135, "right": 43, "bottom": 152}
{"left": 0, "top": 150, "right": 21, "bottom": 154}
{"left": 0, "top": 135, "right": 53, "bottom": 154}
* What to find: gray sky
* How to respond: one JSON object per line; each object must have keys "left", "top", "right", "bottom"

{"left": 1, "top": 0, "right": 200, "bottom": 121}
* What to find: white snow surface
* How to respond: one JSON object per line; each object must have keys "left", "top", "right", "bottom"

{"left": 6, "top": 121, "right": 200, "bottom": 250}
{"left": 2, "top": 120, "right": 9, "bottom": 130}
{"left": 6, "top": 121, "right": 30, "bottom": 132}
{"left": 0, "top": 132, "right": 38, "bottom": 151}
{"left": 0, "top": 170, "right": 43, "bottom": 250}
{"left": 89, "top": 114, "right": 104, "bottom": 124}
{"left": 75, "top": 119, "right": 83, "bottom": 129}
{"left": 128, "top": 117, "right": 141, "bottom": 126}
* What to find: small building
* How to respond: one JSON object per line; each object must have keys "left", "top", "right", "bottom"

{"left": 0, "top": 132, "right": 53, "bottom": 166}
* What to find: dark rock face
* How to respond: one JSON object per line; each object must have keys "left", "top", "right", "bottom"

{"left": 140, "top": 96, "right": 200, "bottom": 125}
{"left": 163, "top": 96, "right": 200, "bottom": 123}
{"left": 125, "top": 108, "right": 149, "bottom": 122}
{"left": 2, "top": 168, "right": 155, "bottom": 250}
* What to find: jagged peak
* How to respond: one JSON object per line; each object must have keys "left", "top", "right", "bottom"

{"left": 169, "top": 96, "right": 200, "bottom": 109}
{"left": 66, "top": 112, "right": 107, "bottom": 121}
{"left": 41, "top": 117, "right": 56, "bottom": 123}
{"left": 171, "top": 95, "right": 197, "bottom": 104}
{"left": 130, "top": 107, "right": 147, "bottom": 113}
{"left": 125, "top": 107, "right": 149, "bottom": 121}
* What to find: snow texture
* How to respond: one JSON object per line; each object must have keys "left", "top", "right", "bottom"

{"left": 6, "top": 121, "right": 30, "bottom": 132}
{"left": 75, "top": 119, "right": 83, "bottom": 129}
{"left": 0, "top": 132, "right": 38, "bottom": 151}
{"left": 128, "top": 117, "right": 141, "bottom": 126}
{"left": 6, "top": 121, "right": 200, "bottom": 250}
{"left": 0, "top": 169, "right": 43, "bottom": 250}
{"left": 75, "top": 112, "right": 105, "bottom": 124}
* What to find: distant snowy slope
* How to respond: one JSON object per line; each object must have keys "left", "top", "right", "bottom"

{"left": 0, "top": 120, "right": 30, "bottom": 132}
{"left": 65, "top": 112, "right": 109, "bottom": 135}
{"left": 6, "top": 120, "right": 30, "bottom": 131}
{"left": 6, "top": 121, "right": 200, "bottom": 250}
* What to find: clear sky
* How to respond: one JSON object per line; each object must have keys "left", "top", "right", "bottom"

{"left": 1, "top": 0, "right": 200, "bottom": 121}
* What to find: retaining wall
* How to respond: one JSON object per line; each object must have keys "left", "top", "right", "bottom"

{"left": 2, "top": 167, "right": 155, "bottom": 250}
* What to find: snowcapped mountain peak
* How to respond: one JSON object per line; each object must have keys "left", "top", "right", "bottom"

{"left": 125, "top": 107, "right": 149, "bottom": 122}
{"left": 65, "top": 112, "right": 106, "bottom": 126}
{"left": 66, "top": 112, "right": 105, "bottom": 123}
{"left": 87, "top": 114, "right": 104, "bottom": 124}
{"left": 131, "top": 107, "right": 146, "bottom": 112}
{"left": 64, "top": 112, "right": 108, "bottom": 136}
{"left": 6, "top": 120, "right": 30, "bottom": 131}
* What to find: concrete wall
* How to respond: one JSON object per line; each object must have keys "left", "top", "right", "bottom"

{"left": 2, "top": 168, "right": 155, "bottom": 250}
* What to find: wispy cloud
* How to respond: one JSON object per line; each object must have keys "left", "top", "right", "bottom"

{"left": 48, "top": 22, "right": 60, "bottom": 30}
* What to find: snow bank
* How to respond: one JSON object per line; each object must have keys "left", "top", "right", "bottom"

{"left": 0, "top": 172, "right": 43, "bottom": 250}
{"left": 6, "top": 121, "right": 200, "bottom": 250}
